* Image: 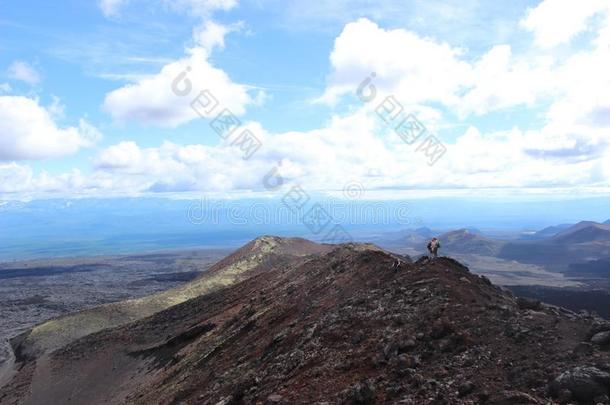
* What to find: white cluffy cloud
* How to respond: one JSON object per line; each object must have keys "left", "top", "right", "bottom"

{"left": 193, "top": 20, "right": 244, "bottom": 51}
{"left": 0, "top": 162, "right": 89, "bottom": 195}
{"left": 520, "top": 0, "right": 610, "bottom": 48}
{"left": 7, "top": 61, "right": 41, "bottom": 85}
{"left": 101, "top": 0, "right": 247, "bottom": 127}
{"left": 0, "top": 96, "right": 101, "bottom": 161}
{"left": 319, "top": 18, "right": 560, "bottom": 116}
{"left": 103, "top": 47, "right": 254, "bottom": 127}
{"left": 320, "top": 14, "right": 610, "bottom": 118}
{"left": 318, "top": 18, "right": 472, "bottom": 106}
{"left": 98, "top": 0, "right": 128, "bottom": 17}
{"left": 163, "top": 0, "right": 238, "bottom": 16}
{"left": 0, "top": 162, "right": 35, "bottom": 193}
{"left": 4, "top": 103, "right": 604, "bottom": 197}
{"left": 458, "top": 44, "right": 556, "bottom": 117}
{"left": 321, "top": 14, "right": 610, "bottom": 149}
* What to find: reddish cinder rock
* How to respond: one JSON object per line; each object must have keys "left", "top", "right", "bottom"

{"left": 1, "top": 237, "right": 609, "bottom": 404}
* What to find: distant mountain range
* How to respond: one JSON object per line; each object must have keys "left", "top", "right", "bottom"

{"left": 1, "top": 197, "right": 609, "bottom": 261}
{"left": 551, "top": 221, "right": 610, "bottom": 244}
{"left": 520, "top": 223, "right": 573, "bottom": 240}
{"left": 415, "top": 221, "right": 610, "bottom": 274}
{"left": 437, "top": 229, "right": 502, "bottom": 256}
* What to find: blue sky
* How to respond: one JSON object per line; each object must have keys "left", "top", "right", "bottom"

{"left": 1, "top": 0, "right": 610, "bottom": 200}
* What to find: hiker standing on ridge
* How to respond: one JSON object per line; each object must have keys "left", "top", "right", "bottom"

{"left": 427, "top": 237, "right": 440, "bottom": 260}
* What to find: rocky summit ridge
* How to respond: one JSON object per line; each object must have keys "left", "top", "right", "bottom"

{"left": 1, "top": 237, "right": 610, "bottom": 404}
